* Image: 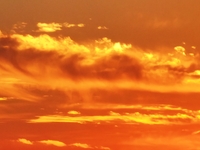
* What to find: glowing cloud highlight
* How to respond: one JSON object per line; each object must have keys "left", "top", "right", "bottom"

{"left": 18, "top": 138, "right": 33, "bottom": 145}
{"left": 39, "top": 140, "right": 66, "bottom": 147}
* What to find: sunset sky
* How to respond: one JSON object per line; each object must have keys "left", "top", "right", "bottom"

{"left": 1, "top": 1, "right": 200, "bottom": 150}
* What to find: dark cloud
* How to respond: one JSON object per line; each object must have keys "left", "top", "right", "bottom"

{"left": 61, "top": 53, "right": 143, "bottom": 80}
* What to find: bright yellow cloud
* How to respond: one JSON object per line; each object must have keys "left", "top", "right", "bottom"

{"left": 29, "top": 109, "right": 199, "bottom": 125}
{"left": 67, "top": 110, "right": 81, "bottom": 115}
{"left": 1, "top": 32, "right": 200, "bottom": 104}
{"left": 39, "top": 140, "right": 66, "bottom": 147}
{"left": 18, "top": 138, "right": 33, "bottom": 145}
{"left": 37, "top": 22, "right": 62, "bottom": 32}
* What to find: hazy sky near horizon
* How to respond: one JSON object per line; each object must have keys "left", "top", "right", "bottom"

{"left": 1, "top": 1, "right": 200, "bottom": 150}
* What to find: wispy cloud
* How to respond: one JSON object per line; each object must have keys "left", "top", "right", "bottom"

{"left": 29, "top": 109, "right": 200, "bottom": 125}
{"left": 147, "top": 18, "right": 180, "bottom": 29}
{"left": 11, "top": 22, "right": 27, "bottom": 33}
{"left": 70, "top": 143, "right": 111, "bottom": 150}
{"left": 18, "top": 138, "right": 33, "bottom": 145}
{"left": 125, "top": 134, "right": 200, "bottom": 150}
{"left": 70, "top": 143, "right": 92, "bottom": 149}
{"left": 63, "top": 22, "right": 85, "bottom": 28}
{"left": 36, "top": 22, "right": 85, "bottom": 33}
{"left": 39, "top": 140, "right": 66, "bottom": 147}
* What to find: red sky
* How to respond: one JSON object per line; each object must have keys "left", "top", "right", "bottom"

{"left": 1, "top": 1, "right": 200, "bottom": 150}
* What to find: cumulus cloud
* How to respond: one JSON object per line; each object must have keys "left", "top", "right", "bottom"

{"left": 1, "top": 32, "right": 200, "bottom": 108}
{"left": 1, "top": 31, "right": 200, "bottom": 115}
{"left": 39, "top": 140, "right": 66, "bottom": 147}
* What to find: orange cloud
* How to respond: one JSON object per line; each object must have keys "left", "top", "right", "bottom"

{"left": 70, "top": 143, "right": 111, "bottom": 150}
{"left": 70, "top": 143, "right": 92, "bottom": 149}
{"left": 67, "top": 110, "right": 81, "bottom": 115}
{"left": 36, "top": 22, "right": 85, "bottom": 33}
{"left": 29, "top": 109, "right": 199, "bottom": 125}
{"left": 1, "top": 32, "right": 200, "bottom": 108}
{"left": 18, "top": 138, "right": 33, "bottom": 145}
{"left": 97, "top": 26, "right": 108, "bottom": 30}
{"left": 125, "top": 134, "right": 200, "bottom": 150}
{"left": 39, "top": 140, "right": 66, "bottom": 147}
{"left": 147, "top": 18, "right": 180, "bottom": 29}
{"left": 36, "top": 22, "right": 62, "bottom": 32}
{"left": 63, "top": 22, "right": 85, "bottom": 28}
{"left": 11, "top": 22, "right": 27, "bottom": 33}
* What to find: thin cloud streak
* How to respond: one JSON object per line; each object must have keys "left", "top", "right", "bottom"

{"left": 28, "top": 109, "right": 200, "bottom": 125}
{"left": 36, "top": 22, "right": 85, "bottom": 33}
{"left": 39, "top": 140, "right": 66, "bottom": 147}
{"left": 18, "top": 138, "right": 33, "bottom": 145}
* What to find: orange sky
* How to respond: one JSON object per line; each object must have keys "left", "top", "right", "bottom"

{"left": 1, "top": 1, "right": 200, "bottom": 150}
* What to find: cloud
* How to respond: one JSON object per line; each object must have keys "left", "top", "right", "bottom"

{"left": 70, "top": 143, "right": 92, "bottom": 149}
{"left": 11, "top": 22, "right": 27, "bottom": 33}
{"left": 70, "top": 143, "right": 110, "bottom": 150}
{"left": 68, "top": 110, "right": 81, "bottom": 115}
{"left": 39, "top": 140, "right": 66, "bottom": 147}
{"left": 36, "top": 22, "right": 85, "bottom": 33}
{"left": 36, "top": 22, "right": 62, "bottom": 32}
{"left": 18, "top": 138, "right": 33, "bottom": 145}
{"left": 1, "top": 32, "right": 200, "bottom": 109}
{"left": 0, "top": 97, "right": 8, "bottom": 101}
{"left": 1, "top": 31, "right": 200, "bottom": 112}
{"left": 97, "top": 26, "right": 108, "bottom": 30}
{"left": 29, "top": 109, "right": 199, "bottom": 125}
{"left": 63, "top": 22, "right": 85, "bottom": 28}
{"left": 125, "top": 135, "right": 200, "bottom": 150}
{"left": 146, "top": 18, "right": 180, "bottom": 29}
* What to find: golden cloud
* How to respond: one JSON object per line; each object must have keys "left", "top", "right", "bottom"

{"left": 70, "top": 143, "right": 92, "bottom": 149}
{"left": 97, "top": 26, "right": 108, "bottom": 30}
{"left": 0, "top": 32, "right": 200, "bottom": 105}
{"left": 18, "top": 138, "right": 33, "bottom": 145}
{"left": 39, "top": 140, "right": 66, "bottom": 147}
{"left": 70, "top": 143, "right": 111, "bottom": 150}
{"left": 63, "top": 22, "right": 85, "bottom": 28}
{"left": 29, "top": 109, "right": 199, "bottom": 125}
{"left": 67, "top": 110, "right": 81, "bottom": 115}
{"left": 37, "top": 22, "right": 62, "bottom": 32}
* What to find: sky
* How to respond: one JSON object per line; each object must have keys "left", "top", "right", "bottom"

{"left": 1, "top": 0, "right": 200, "bottom": 150}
